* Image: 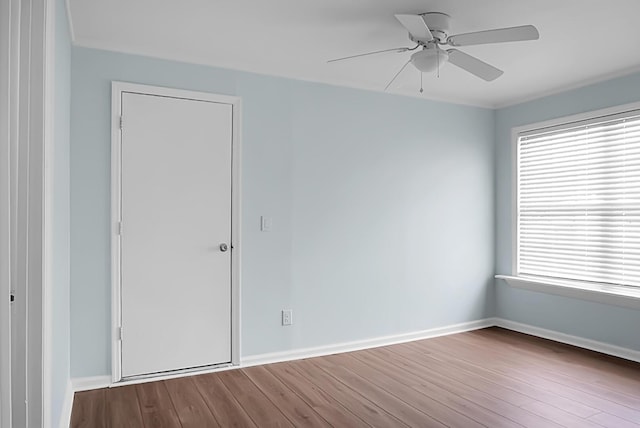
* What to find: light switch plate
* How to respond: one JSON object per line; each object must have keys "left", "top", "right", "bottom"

{"left": 260, "top": 216, "right": 273, "bottom": 232}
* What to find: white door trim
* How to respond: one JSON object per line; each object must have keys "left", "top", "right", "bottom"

{"left": 1, "top": 0, "right": 55, "bottom": 426}
{"left": 110, "top": 82, "right": 242, "bottom": 383}
{"left": 43, "top": 0, "right": 56, "bottom": 424}
{"left": 0, "top": 0, "right": 15, "bottom": 425}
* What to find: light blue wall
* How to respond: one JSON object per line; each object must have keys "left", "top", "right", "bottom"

{"left": 495, "top": 72, "right": 640, "bottom": 351}
{"left": 70, "top": 47, "right": 495, "bottom": 377}
{"left": 52, "top": 0, "right": 71, "bottom": 424}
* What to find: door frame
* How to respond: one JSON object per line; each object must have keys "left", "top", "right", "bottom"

{"left": 1, "top": 0, "right": 55, "bottom": 425}
{"left": 110, "top": 82, "right": 242, "bottom": 383}
{"left": 0, "top": 0, "right": 14, "bottom": 424}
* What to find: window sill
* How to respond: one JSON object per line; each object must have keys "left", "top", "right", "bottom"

{"left": 495, "top": 275, "right": 640, "bottom": 310}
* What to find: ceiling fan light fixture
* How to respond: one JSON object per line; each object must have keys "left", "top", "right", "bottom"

{"left": 329, "top": 11, "right": 539, "bottom": 85}
{"left": 410, "top": 48, "right": 449, "bottom": 72}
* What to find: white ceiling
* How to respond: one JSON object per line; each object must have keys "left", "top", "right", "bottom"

{"left": 68, "top": 0, "right": 640, "bottom": 108}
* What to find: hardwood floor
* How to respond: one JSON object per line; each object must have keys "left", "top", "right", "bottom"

{"left": 70, "top": 327, "right": 640, "bottom": 427}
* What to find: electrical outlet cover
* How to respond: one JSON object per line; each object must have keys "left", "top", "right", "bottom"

{"left": 282, "top": 309, "right": 292, "bottom": 326}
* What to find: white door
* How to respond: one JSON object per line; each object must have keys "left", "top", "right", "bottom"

{"left": 120, "top": 92, "right": 233, "bottom": 378}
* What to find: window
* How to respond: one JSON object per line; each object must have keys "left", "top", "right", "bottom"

{"left": 516, "top": 108, "right": 640, "bottom": 288}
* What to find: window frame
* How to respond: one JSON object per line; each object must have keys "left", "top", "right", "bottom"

{"left": 497, "top": 101, "right": 640, "bottom": 310}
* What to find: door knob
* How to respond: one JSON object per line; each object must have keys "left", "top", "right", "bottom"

{"left": 219, "top": 243, "right": 229, "bottom": 252}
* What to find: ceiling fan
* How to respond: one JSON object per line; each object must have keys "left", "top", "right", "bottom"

{"left": 329, "top": 13, "right": 539, "bottom": 91}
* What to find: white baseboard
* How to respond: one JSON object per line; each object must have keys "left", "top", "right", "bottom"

{"left": 110, "top": 363, "right": 238, "bottom": 388}
{"left": 59, "top": 379, "right": 73, "bottom": 428}
{"left": 71, "top": 375, "right": 111, "bottom": 392}
{"left": 241, "top": 318, "right": 495, "bottom": 367}
{"left": 68, "top": 316, "right": 640, "bottom": 400}
{"left": 70, "top": 319, "right": 493, "bottom": 391}
{"left": 494, "top": 318, "right": 640, "bottom": 363}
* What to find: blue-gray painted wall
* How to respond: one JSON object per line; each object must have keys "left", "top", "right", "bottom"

{"left": 69, "top": 44, "right": 640, "bottom": 380}
{"left": 52, "top": 0, "right": 71, "bottom": 424}
{"left": 495, "top": 72, "right": 640, "bottom": 351}
{"left": 70, "top": 47, "right": 496, "bottom": 377}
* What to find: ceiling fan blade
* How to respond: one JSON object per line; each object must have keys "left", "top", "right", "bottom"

{"left": 447, "top": 49, "right": 503, "bottom": 81}
{"left": 447, "top": 25, "right": 539, "bottom": 46}
{"left": 395, "top": 14, "right": 433, "bottom": 43}
{"left": 384, "top": 60, "right": 411, "bottom": 91}
{"left": 327, "top": 47, "right": 412, "bottom": 63}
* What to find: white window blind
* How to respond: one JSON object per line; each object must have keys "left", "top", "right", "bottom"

{"left": 517, "top": 110, "right": 640, "bottom": 288}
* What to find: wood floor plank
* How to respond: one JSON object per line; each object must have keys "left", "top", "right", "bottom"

{"left": 336, "top": 352, "right": 493, "bottom": 427}
{"left": 376, "top": 343, "right": 536, "bottom": 407}
{"left": 266, "top": 362, "right": 370, "bottom": 428}
{"left": 479, "top": 328, "right": 640, "bottom": 381}
{"left": 463, "top": 328, "right": 640, "bottom": 398}
{"left": 412, "top": 336, "right": 607, "bottom": 418}
{"left": 312, "top": 355, "right": 452, "bottom": 428}
{"left": 106, "top": 385, "right": 144, "bottom": 428}
{"left": 428, "top": 339, "right": 640, "bottom": 425}
{"left": 466, "top": 329, "right": 640, "bottom": 400}
{"left": 243, "top": 365, "right": 331, "bottom": 427}
{"left": 520, "top": 401, "right": 605, "bottom": 428}
{"left": 338, "top": 350, "right": 524, "bottom": 428}
{"left": 135, "top": 381, "right": 181, "bottom": 428}
{"left": 70, "top": 328, "right": 640, "bottom": 428}
{"left": 164, "top": 376, "right": 220, "bottom": 427}
{"left": 589, "top": 412, "right": 640, "bottom": 428}
{"left": 192, "top": 372, "right": 258, "bottom": 428}
{"left": 217, "top": 368, "right": 294, "bottom": 427}
{"left": 70, "top": 389, "right": 106, "bottom": 428}
{"left": 363, "top": 347, "right": 564, "bottom": 428}
{"left": 423, "top": 332, "right": 640, "bottom": 424}
{"left": 291, "top": 359, "right": 409, "bottom": 427}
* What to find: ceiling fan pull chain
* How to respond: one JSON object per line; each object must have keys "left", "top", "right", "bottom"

{"left": 420, "top": 72, "right": 424, "bottom": 94}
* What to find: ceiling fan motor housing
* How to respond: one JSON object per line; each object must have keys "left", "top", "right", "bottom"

{"left": 411, "top": 12, "right": 451, "bottom": 44}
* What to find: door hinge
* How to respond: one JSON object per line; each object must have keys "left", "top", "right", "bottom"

{"left": 118, "top": 327, "right": 123, "bottom": 341}
{"left": 119, "top": 116, "right": 124, "bottom": 130}
{"left": 10, "top": 293, "right": 14, "bottom": 303}
{"left": 116, "top": 221, "right": 122, "bottom": 235}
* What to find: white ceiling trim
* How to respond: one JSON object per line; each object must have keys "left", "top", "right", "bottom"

{"left": 493, "top": 65, "right": 640, "bottom": 109}
{"left": 71, "top": 37, "right": 640, "bottom": 111}
{"left": 66, "top": 0, "right": 640, "bottom": 109}
{"left": 71, "top": 38, "right": 498, "bottom": 109}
